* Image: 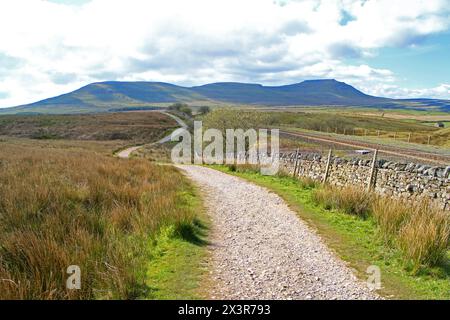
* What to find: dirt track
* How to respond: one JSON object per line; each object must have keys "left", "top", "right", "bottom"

{"left": 116, "top": 112, "right": 187, "bottom": 159}
{"left": 178, "top": 165, "right": 380, "bottom": 300}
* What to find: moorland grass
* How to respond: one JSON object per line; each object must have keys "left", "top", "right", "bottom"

{"left": 0, "top": 143, "right": 205, "bottom": 299}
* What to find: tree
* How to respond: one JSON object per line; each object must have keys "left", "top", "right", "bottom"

{"left": 199, "top": 106, "right": 211, "bottom": 115}
{"left": 203, "top": 108, "right": 270, "bottom": 133}
{"left": 168, "top": 102, "right": 189, "bottom": 111}
{"left": 179, "top": 106, "right": 192, "bottom": 117}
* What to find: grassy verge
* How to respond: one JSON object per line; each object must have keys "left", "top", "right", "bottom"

{"left": 210, "top": 165, "right": 450, "bottom": 300}
{"left": 144, "top": 187, "right": 210, "bottom": 300}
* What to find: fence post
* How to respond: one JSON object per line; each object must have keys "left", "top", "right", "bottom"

{"left": 323, "top": 149, "right": 333, "bottom": 183}
{"left": 408, "top": 133, "right": 411, "bottom": 143}
{"left": 428, "top": 135, "right": 431, "bottom": 145}
{"left": 293, "top": 148, "right": 299, "bottom": 177}
{"left": 367, "top": 149, "right": 379, "bottom": 192}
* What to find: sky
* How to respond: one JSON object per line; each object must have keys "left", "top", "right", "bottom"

{"left": 0, "top": 0, "right": 450, "bottom": 108}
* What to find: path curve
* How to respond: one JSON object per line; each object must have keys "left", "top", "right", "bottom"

{"left": 178, "top": 165, "right": 380, "bottom": 300}
{"left": 117, "top": 112, "right": 188, "bottom": 159}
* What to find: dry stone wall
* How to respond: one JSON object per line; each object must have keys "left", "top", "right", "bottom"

{"left": 280, "top": 152, "right": 450, "bottom": 210}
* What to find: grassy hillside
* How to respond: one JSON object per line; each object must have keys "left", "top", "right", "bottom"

{"left": 431, "top": 128, "right": 450, "bottom": 147}
{"left": 0, "top": 112, "right": 177, "bottom": 143}
{"left": 2, "top": 80, "right": 450, "bottom": 114}
{"left": 265, "top": 110, "right": 438, "bottom": 133}
{"left": 201, "top": 109, "right": 437, "bottom": 134}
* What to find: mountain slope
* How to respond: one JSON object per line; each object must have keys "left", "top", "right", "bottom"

{"left": 1, "top": 79, "right": 449, "bottom": 114}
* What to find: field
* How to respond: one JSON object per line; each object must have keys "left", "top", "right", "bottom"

{"left": 0, "top": 112, "right": 177, "bottom": 143}
{"left": 0, "top": 111, "right": 208, "bottom": 300}
{"left": 263, "top": 108, "right": 450, "bottom": 148}
{"left": 200, "top": 108, "right": 450, "bottom": 165}
{"left": 262, "top": 110, "right": 438, "bottom": 133}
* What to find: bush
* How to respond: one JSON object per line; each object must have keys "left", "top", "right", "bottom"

{"left": 180, "top": 106, "right": 192, "bottom": 117}
{"left": 168, "top": 102, "right": 188, "bottom": 111}
{"left": 199, "top": 106, "right": 211, "bottom": 115}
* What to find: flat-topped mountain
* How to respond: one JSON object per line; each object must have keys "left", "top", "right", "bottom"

{"left": 1, "top": 79, "right": 449, "bottom": 114}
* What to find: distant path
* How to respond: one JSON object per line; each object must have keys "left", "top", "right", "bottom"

{"left": 116, "top": 111, "right": 187, "bottom": 159}
{"left": 156, "top": 112, "right": 188, "bottom": 144}
{"left": 178, "top": 165, "right": 380, "bottom": 300}
{"left": 282, "top": 130, "right": 450, "bottom": 166}
{"left": 116, "top": 146, "right": 143, "bottom": 159}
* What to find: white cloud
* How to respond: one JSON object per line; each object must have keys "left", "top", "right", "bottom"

{"left": 368, "top": 83, "right": 450, "bottom": 99}
{"left": 0, "top": 0, "right": 449, "bottom": 107}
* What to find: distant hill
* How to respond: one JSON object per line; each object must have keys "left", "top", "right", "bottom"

{"left": 1, "top": 79, "right": 449, "bottom": 114}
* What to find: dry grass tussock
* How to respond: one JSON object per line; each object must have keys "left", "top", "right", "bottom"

{"left": 0, "top": 144, "right": 195, "bottom": 299}
{"left": 372, "top": 198, "right": 449, "bottom": 269}
{"left": 312, "top": 185, "right": 374, "bottom": 218}
{"left": 313, "top": 185, "right": 449, "bottom": 269}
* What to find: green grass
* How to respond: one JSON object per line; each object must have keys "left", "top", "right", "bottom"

{"left": 422, "top": 121, "right": 450, "bottom": 128}
{"left": 210, "top": 165, "right": 450, "bottom": 300}
{"left": 144, "top": 187, "right": 210, "bottom": 300}
{"left": 264, "top": 110, "right": 437, "bottom": 133}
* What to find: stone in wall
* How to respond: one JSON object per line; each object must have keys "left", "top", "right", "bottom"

{"left": 279, "top": 152, "right": 449, "bottom": 210}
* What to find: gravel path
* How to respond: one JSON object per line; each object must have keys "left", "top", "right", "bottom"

{"left": 116, "top": 112, "right": 188, "bottom": 159}
{"left": 178, "top": 165, "right": 380, "bottom": 300}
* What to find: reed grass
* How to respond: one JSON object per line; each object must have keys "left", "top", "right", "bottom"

{"left": 0, "top": 144, "right": 195, "bottom": 299}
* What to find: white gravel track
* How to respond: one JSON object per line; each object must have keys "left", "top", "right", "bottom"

{"left": 177, "top": 165, "right": 380, "bottom": 300}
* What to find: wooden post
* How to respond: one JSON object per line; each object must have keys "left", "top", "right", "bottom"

{"left": 323, "top": 149, "right": 333, "bottom": 184}
{"left": 343, "top": 128, "right": 346, "bottom": 135}
{"left": 377, "top": 130, "right": 380, "bottom": 137}
{"left": 367, "top": 149, "right": 379, "bottom": 192}
{"left": 393, "top": 132, "right": 397, "bottom": 140}
{"left": 408, "top": 133, "right": 411, "bottom": 143}
{"left": 293, "top": 148, "right": 299, "bottom": 177}
{"left": 428, "top": 135, "right": 431, "bottom": 145}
